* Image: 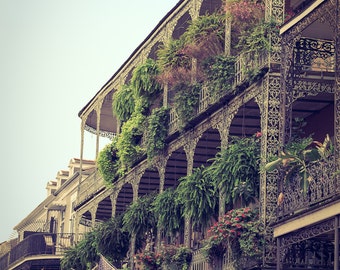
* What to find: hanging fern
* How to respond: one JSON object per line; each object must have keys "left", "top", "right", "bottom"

{"left": 97, "top": 138, "right": 120, "bottom": 186}
{"left": 206, "top": 135, "right": 261, "bottom": 208}
{"left": 152, "top": 188, "right": 184, "bottom": 238}
{"left": 181, "top": 12, "right": 225, "bottom": 59}
{"left": 96, "top": 215, "right": 130, "bottom": 267}
{"left": 173, "top": 83, "right": 201, "bottom": 130}
{"left": 146, "top": 107, "right": 170, "bottom": 161}
{"left": 157, "top": 38, "right": 191, "bottom": 73}
{"left": 123, "top": 193, "right": 157, "bottom": 243}
{"left": 156, "top": 12, "right": 225, "bottom": 86}
{"left": 176, "top": 165, "right": 217, "bottom": 230}
{"left": 112, "top": 84, "right": 135, "bottom": 123}
{"left": 116, "top": 113, "right": 146, "bottom": 174}
{"left": 61, "top": 230, "right": 99, "bottom": 270}
{"left": 131, "top": 58, "right": 163, "bottom": 98}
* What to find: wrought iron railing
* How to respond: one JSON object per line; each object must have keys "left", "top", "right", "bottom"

{"left": 0, "top": 233, "right": 84, "bottom": 270}
{"left": 293, "top": 37, "right": 335, "bottom": 79}
{"left": 278, "top": 156, "right": 339, "bottom": 218}
{"left": 234, "top": 50, "right": 268, "bottom": 86}
{"left": 168, "top": 107, "right": 179, "bottom": 135}
{"left": 283, "top": 239, "right": 334, "bottom": 268}
{"left": 77, "top": 169, "right": 105, "bottom": 206}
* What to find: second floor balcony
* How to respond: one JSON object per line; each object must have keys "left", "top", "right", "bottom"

{"left": 0, "top": 233, "right": 83, "bottom": 270}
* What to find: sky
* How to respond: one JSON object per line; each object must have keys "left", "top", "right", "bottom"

{"left": 0, "top": 0, "right": 179, "bottom": 243}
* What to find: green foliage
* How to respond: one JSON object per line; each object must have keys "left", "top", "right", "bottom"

{"left": 183, "top": 13, "right": 225, "bottom": 45}
{"left": 116, "top": 113, "right": 146, "bottom": 174}
{"left": 152, "top": 188, "right": 184, "bottom": 237}
{"left": 157, "top": 38, "right": 191, "bottom": 73}
{"left": 156, "top": 12, "right": 225, "bottom": 86}
{"left": 61, "top": 231, "right": 99, "bottom": 270}
{"left": 131, "top": 58, "right": 163, "bottom": 98}
{"left": 61, "top": 216, "right": 130, "bottom": 269}
{"left": 146, "top": 107, "right": 170, "bottom": 161}
{"left": 61, "top": 246, "right": 83, "bottom": 270}
{"left": 113, "top": 59, "right": 163, "bottom": 122}
{"left": 202, "top": 55, "right": 236, "bottom": 96}
{"left": 206, "top": 135, "right": 261, "bottom": 207}
{"left": 97, "top": 138, "right": 119, "bottom": 186}
{"left": 236, "top": 18, "right": 278, "bottom": 54}
{"left": 112, "top": 84, "right": 135, "bottom": 123}
{"left": 177, "top": 165, "right": 217, "bottom": 230}
{"left": 96, "top": 215, "right": 130, "bottom": 267}
{"left": 123, "top": 193, "right": 157, "bottom": 243}
{"left": 160, "top": 245, "right": 193, "bottom": 270}
{"left": 265, "top": 134, "right": 333, "bottom": 194}
{"left": 173, "top": 83, "right": 201, "bottom": 130}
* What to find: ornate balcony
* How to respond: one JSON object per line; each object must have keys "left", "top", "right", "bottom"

{"left": 0, "top": 233, "right": 83, "bottom": 270}
{"left": 277, "top": 155, "right": 339, "bottom": 219}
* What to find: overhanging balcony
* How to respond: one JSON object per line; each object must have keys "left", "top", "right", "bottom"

{"left": 0, "top": 233, "right": 82, "bottom": 270}
{"left": 277, "top": 155, "right": 339, "bottom": 219}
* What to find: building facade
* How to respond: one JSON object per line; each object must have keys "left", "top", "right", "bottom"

{"left": 75, "top": 0, "right": 339, "bottom": 269}
{"left": 1, "top": 0, "right": 338, "bottom": 269}
{"left": 0, "top": 158, "right": 96, "bottom": 270}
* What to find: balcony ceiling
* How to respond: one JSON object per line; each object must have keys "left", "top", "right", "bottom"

{"left": 84, "top": 93, "right": 118, "bottom": 135}
{"left": 302, "top": 20, "right": 334, "bottom": 40}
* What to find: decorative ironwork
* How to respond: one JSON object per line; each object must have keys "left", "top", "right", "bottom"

{"left": 76, "top": 169, "right": 104, "bottom": 206}
{"left": 265, "top": 0, "right": 284, "bottom": 65}
{"left": 259, "top": 73, "right": 283, "bottom": 265}
{"left": 278, "top": 218, "right": 335, "bottom": 265}
{"left": 84, "top": 124, "right": 116, "bottom": 140}
{"left": 282, "top": 239, "right": 334, "bottom": 268}
{"left": 278, "top": 156, "right": 337, "bottom": 217}
{"left": 292, "top": 38, "right": 335, "bottom": 80}
{"left": 234, "top": 51, "right": 268, "bottom": 87}
{"left": 335, "top": 0, "right": 340, "bottom": 185}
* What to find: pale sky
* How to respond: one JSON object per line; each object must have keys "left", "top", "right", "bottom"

{"left": 0, "top": 0, "right": 179, "bottom": 243}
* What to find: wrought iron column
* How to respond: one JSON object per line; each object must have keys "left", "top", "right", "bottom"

{"left": 154, "top": 156, "right": 168, "bottom": 250}
{"left": 95, "top": 102, "right": 102, "bottom": 159}
{"left": 183, "top": 132, "right": 200, "bottom": 248}
{"left": 335, "top": 0, "right": 340, "bottom": 190}
{"left": 262, "top": 0, "right": 285, "bottom": 267}
{"left": 260, "top": 73, "right": 284, "bottom": 267}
